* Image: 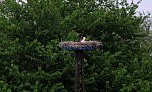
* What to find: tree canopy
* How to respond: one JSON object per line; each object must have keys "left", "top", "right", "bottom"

{"left": 0, "top": 0, "right": 152, "bottom": 91}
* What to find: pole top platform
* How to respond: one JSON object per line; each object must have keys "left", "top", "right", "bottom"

{"left": 59, "top": 41, "right": 101, "bottom": 51}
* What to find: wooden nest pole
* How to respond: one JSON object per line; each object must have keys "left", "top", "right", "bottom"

{"left": 59, "top": 41, "right": 101, "bottom": 92}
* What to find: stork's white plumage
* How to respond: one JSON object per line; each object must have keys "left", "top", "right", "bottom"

{"left": 81, "top": 37, "right": 86, "bottom": 42}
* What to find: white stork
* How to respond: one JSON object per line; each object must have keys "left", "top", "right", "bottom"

{"left": 81, "top": 37, "right": 86, "bottom": 42}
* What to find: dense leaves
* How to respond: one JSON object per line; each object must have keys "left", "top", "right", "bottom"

{"left": 0, "top": 0, "right": 152, "bottom": 91}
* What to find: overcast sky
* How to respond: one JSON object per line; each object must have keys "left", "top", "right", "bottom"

{"left": 138, "top": 1, "right": 152, "bottom": 13}
{"left": 127, "top": 0, "right": 152, "bottom": 14}
{"left": 0, "top": 0, "right": 4, "bottom": 2}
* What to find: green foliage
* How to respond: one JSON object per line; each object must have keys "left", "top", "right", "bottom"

{"left": 0, "top": 0, "right": 152, "bottom": 91}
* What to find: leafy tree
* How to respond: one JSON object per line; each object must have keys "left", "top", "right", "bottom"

{"left": 0, "top": 0, "right": 152, "bottom": 91}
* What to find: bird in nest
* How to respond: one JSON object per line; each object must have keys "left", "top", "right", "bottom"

{"left": 80, "top": 37, "right": 86, "bottom": 42}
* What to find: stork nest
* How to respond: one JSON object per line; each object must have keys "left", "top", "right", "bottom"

{"left": 58, "top": 41, "right": 101, "bottom": 51}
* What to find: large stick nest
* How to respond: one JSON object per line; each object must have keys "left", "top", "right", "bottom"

{"left": 58, "top": 41, "right": 102, "bottom": 51}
